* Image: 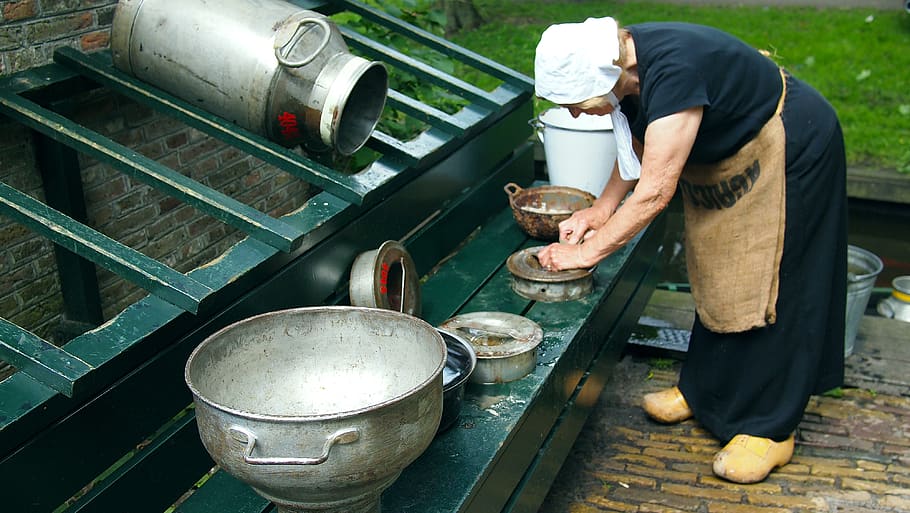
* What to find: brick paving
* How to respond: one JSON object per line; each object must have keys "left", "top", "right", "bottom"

{"left": 538, "top": 292, "right": 910, "bottom": 513}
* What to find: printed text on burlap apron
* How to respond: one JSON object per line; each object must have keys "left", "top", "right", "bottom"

{"left": 680, "top": 70, "right": 788, "bottom": 333}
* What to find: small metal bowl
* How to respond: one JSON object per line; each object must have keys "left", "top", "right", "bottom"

{"left": 436, "top": 329, "right": 477, "bottom": 434}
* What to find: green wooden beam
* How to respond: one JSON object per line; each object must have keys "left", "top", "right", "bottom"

{"left": 386, "top": 89, "right": 472, "bottom": 132}
{"left": 52, "top": 47, "right": 375, "bottom": 206}
{"left": 0, "top": 317, "right": 93, "bottom": 397}
{"left": 0, "top": 181, "right": 212, "bottom": 313}
{"left": 341, "top": 27, "right": 501, "bottom": 110}
{"left": 0, "top": 89, "right": 304, "bottom": 252}
{"left": 335, "top": 0, "right": 534, "bottom": 88}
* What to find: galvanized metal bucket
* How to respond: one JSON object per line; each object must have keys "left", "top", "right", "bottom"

{"left": 845, "top": 245, "right": 883, "bottom": 357}
{"left": 111, "top": 0, "right": 388, "bottom": 155}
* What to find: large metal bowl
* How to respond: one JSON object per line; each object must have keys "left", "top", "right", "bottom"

{"left": 185, "top": 306, "right": 446, "bottom": 513}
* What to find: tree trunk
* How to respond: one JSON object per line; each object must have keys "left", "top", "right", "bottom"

{"left": 442, "top": 0, "right": 483, "bottom": 37}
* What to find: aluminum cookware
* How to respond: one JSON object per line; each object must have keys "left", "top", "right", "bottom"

{"left": 184, "top": 306, "right": 445, "bottom": 513}
{"left": 507, "top": 246, "right": 595, "bottom": 302}
{"left": 349, "top": 241, "right": 421, "bottom": 316}
{"left": 436, "top": 329, "right": 477, "bottom": 433}
{"left": 504, "top": 182, "right": 595, "bottom": 241}
{"left": 439, "top": 312, "right": 543, "bottom": 384}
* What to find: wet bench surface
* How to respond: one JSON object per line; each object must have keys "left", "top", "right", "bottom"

{"left": 172, "top": 204, "right": 666, "bottom": 513}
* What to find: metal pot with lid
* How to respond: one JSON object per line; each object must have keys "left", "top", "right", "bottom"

{"left": 111, "top": 0, "right": 388, "bottom": 156}
{"left": 440, "top": 312, "right": 543, "bottom": 384}
{"left": 507, "top": 246, "right": 595, "bottom": 302}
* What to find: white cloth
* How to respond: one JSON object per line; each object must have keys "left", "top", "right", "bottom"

{"left": 535, "top": 17, "right": 641, "bottom": 181}
{"left": 607, "top": 93, "right": 641, "bottom": 181}
{"left": 534, "top": 17, "right": 621, "bottom": 104}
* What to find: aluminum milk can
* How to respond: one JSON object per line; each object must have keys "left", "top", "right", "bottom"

{"left": 111, "top": 0, "right": 388, "bottom": 155}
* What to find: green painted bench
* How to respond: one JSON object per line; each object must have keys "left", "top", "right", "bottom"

{"left": 169, "top": 199, "right": 666, "bottom": 513}
{"left": 0, "top": 166, "right": 666, "bottom": 513}
{"left": 0, "top": 1, "right": 666, "bottom": 510}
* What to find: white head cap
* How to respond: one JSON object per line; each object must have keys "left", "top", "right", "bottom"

{"left": 534, "top": 17, "right": 622, "bottom": 104}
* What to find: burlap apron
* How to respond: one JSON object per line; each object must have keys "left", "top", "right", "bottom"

{"left": 679, "top": 68, "right": 788, "bottom": 333}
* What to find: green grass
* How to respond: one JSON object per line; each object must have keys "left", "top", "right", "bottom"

{"left": 448, "top": 1, "right": 910, "bottom": 172}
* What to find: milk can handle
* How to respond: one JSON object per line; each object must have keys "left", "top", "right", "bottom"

{"left": 229, "top": 426, "right": 359, "bottom": 466}
{"left": 275, "top": 18, "right": 332, "bottom": 68}
{"left": 876, "top": 298, "right": 896, "bottom": 319}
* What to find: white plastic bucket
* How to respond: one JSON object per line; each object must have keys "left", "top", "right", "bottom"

{"left": 532, "top": 107, "right": 617, "bottom": 197}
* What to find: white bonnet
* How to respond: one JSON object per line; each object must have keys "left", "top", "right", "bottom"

{"left": 534, "top": 17, "right": 622, "bottom": 104}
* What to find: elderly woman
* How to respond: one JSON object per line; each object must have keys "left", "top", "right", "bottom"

{"left": 535, "top": 18, "right": 846, "bottom": 483}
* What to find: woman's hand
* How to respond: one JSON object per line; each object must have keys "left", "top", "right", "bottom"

{"left": 537, "top": 241, "right": 594, "bottom": 271}
{"left": 558, "top": 207, "right": 607, "bottom": 244}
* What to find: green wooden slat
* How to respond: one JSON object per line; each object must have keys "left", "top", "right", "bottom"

{"left": 341, "top": 27, "right": 502, "bottom": 110}
{"left": 52, "top": 47, "right": 375, "bottom": 207}
{"left": 335, "top": 0, "right": 534, "bottom": 88}
{"left": 65, "top": 410, "right": 215, "bottom": 513}
{"left": 0, "top": 89, "right": 304, "bottom": 252}
{"left": 0, "top": 181, "right": 212, "bottom": 313}
{"left": 173, "top": 469, "right": 270, "bottom": 513}
{"left": 386, "top": 89, "right": 471, "bottom": 132}
{"left": 0, "top": 317, "right": 92, "bottom": 397}
{"left": 419, "top": 207, "right": 528, "bottom": 326}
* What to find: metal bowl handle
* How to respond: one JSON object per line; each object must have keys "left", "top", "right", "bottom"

{"left": 229, "top": 425, "right": 359, "bottom": 466}
{"left": 275, "top": 17, "right": 332, "bottom": 68}
{"left": 528, "top": 118, "right": 545, "bottom": 143}
{"left": 503, "top": 182, "right": 522, "bottom": 199}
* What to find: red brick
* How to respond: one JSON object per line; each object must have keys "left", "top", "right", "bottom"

{"left": 80, "top": 30, "right": 109, "bottom": 51}
{"left": 3, "top": 0, "right": 37, "bottom": 21}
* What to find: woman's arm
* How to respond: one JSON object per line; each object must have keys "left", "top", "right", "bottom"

{"left": 538, "top": 106, "right": 703, "bottom": 270}
{"left": 558, "top": 162, "right": 634, "bottom": 244}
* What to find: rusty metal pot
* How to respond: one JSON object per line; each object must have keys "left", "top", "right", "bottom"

{"left": 504, "top": 183, "right": 596, "bottom": 241}
{"left": 184, "top": 306, "right": 445, "bottom": 513}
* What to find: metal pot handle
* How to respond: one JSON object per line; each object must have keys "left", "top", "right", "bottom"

{"left": 528, "top": 118, "right": 545, "bottom": 143}
{"left": 275, "top": 17, "right": 332, "bottom": 68}
{"left": 228, "top": 425, "right": 359, "bottom": 466}
{"left": 503, "top": 182, "right": 522, "bottom": 199}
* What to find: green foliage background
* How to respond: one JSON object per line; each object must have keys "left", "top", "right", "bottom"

{"left": 452, "top": 1, "right": 910, "bottom": 173}
{"left": 347, "top": 0, "right": 910, "bottom": 173}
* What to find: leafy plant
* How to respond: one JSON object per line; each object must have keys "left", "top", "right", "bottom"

{"left": 332, "top": 0, "right": 468, "bottom": 143}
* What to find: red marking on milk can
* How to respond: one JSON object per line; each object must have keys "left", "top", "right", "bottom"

{"left": 277, "top": 111, "right": 301, "bottom": 140}
{"left": 379, "top": 262, "right": 389, "bottom": 294}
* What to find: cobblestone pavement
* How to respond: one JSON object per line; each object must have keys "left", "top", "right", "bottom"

{"left": 538, "top": 293, "right": 910, "bottom": 513}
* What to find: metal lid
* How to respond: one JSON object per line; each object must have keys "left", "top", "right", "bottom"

{"left": 506, "top": 246, "right": 595, "bottom": 283}
{"left": 439, "top": 312, "right": 543, "bottom": 359}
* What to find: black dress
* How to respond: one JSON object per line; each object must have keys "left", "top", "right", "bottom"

{"left": 623, "top": 22, "right": 846, "bottom": 443}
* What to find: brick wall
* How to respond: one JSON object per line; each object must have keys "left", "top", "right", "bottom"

{"left": 1, "top": 0, "right": 115, "bottom": 75}
{"left": 0, "top": 1, "right": 315, "bottom": 349}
